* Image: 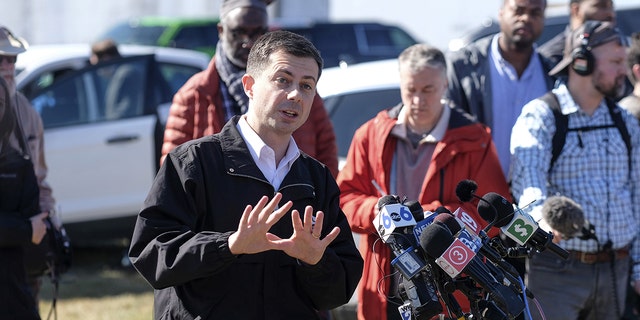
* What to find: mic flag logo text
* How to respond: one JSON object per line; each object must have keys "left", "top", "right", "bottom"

{"left": 374, "top": 203, "right": 415, "bottom": 241}
{"left": 435, "top": 238, "right": 477, "bottom": 278}
{"left": 502, "top": 211, "right": 537, "bottom": 246}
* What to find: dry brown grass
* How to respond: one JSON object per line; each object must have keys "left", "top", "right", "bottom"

{"left": 38, "top": 247, "right": 153, "bottom": 320}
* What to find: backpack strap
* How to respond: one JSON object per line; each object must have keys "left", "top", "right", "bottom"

{"left": 539, "top": 92, "right": 566, "bottom": 173}
{"left": 605, "top": 98, "right": 632, "bottom": 170}
{"left": 541, "top": 92, "right": 632, "bottom": 173}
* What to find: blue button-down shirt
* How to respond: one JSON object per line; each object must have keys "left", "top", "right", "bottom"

{"left": 510, "top": 83, "right": 640, "bottom": 279}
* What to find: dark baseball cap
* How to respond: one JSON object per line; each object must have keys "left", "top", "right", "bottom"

{"left": 549, "top": 20, "right": 629, "bottom": 76}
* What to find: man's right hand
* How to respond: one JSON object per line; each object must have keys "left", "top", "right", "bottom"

{"left": 228, "top": 193, "right": 292, "bottom": 255}
{"left": 30, "top": 212, "right": 49, "bottom": 244}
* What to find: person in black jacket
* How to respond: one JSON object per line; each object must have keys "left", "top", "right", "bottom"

{"left": 0, "top": 76, "right": 48, "bottom": 319}
{"left": 128, "top": 30, "right": 363, "bottom": 319}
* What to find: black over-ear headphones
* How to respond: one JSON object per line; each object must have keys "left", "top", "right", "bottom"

{"left": 571, "top": 21, "right": 601, "bottom": 76}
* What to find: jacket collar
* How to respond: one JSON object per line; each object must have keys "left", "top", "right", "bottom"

{"left": 218, "top": 116, "right": 315, "bottom": 192}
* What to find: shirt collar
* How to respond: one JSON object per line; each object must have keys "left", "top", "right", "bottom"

{"left": 392, "top": 102, "right": 450, "bottom": 143}
{"left": 490, "top": 34, "right": 541, "bottom": 80}
{"left": 237, "top": 115, "right": 300, "bottom": 170}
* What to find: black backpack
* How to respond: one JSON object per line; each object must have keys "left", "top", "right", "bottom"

{"left": 539, "top": 92, "right": 632, "bottom": 172}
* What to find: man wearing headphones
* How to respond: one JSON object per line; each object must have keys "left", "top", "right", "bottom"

{"left": 509, "top": 21, "right": 640, "bottom": 319}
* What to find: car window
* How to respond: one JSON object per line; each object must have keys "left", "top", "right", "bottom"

{"left": 157, "top": 62, "right": 202, "bottom": 96}
{"left": 30, "top": 74, "right": 91, "bottom": 129}
{"left": 20, "top": 67, "right": 78, "bottom": 99}
{"left": 361, "top": 25, "right": 416, "bottom": 54}
{"left": 29, "top": 56, "right": 154, "bottom": 128}
{"left": 172, "top": 25, "right": 219, "bottom": 50}
{"left": 103, "top": 24, "right": 165, "bottom": 46}
{"left": 102, "top": 60, "right": 148, "bottom": 120}
{"left": 325, "top": 88, "right": 400, "bottom": 157}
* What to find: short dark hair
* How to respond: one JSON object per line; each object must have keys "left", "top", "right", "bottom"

{"left": 627, "top": 32, "right": 640, "bottom": 83}
{"left": 91, "top": 39, "right": 121, "bottom": 60}
{"left": 246, "top": 30, "right": 323, "bottom": 80}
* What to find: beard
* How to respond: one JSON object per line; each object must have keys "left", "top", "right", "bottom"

{"left": 1, "top": 74, "right": 16, "bottom": 95}
{"left": 509, "top": 35, "right": 535, "bottom": 52}
{"left": 593, "top": 71, "right": 626, "bottom": 99}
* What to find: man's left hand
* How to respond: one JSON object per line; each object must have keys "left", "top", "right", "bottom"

{"left": 268, "top": 206, "right": 340, "bottom": 265}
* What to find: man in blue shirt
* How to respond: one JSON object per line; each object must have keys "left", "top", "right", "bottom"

{"left": 446, "top": 0, "right": 555, "bottom": 177}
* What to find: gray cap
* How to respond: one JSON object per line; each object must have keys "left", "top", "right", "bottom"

{"left": 549, "top": 20, "right": 627, "bottom": 76}
{"left": 0, "top": 26, "right": 27, "bottom": 55}
{"left": 220, "top": 0, "right": 269, "bottom": 19}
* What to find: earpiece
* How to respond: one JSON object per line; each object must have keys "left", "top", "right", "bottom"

{"left": 570, "top": 21, "right": 600, "bottom": 76}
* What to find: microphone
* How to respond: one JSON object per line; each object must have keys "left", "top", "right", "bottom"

{"left": 419, "top": 223, "right": 525, "bottom": 319}
{"left": 478, "top": 193, "right": 569, "bottom": 260}
{"left": 455, "top": 179, "right": 498, "bottom": 232}
{"left": 373, "top": 196, "right": 442, "bottom": 319}
{"left": 374, "top": 195, "right": 416, "bottom": 243}
{"left": 541, "top": 196, "right": 597, "bottom": 241}
{"left": 455, "top": 179, "right": 480, "bottom": 202}
{"left": 434, "top": 213, "right": 522, "bottom": 280}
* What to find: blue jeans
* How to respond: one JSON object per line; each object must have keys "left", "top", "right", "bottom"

{"left": 525, "top": 249, "right": 630, "bottom": 320}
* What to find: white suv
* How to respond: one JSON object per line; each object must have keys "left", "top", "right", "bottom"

{"left": 16, "top": 44, "right": 210, "bottom": 246}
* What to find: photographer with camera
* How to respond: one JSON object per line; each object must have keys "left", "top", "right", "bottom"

{"left": 0, "top": 75, "right": 47, "bottom": 319}
{"left": 336, "top": 43, "right": 511, "bottom": 320}
{"left": 0, "top": 25, "right": 71, "bottom": 315}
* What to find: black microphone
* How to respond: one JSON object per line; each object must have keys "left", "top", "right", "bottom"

{"left": 456, "top": 180, "right": 498, "bottom": 231}
{"left": 419, "top": 223, "right": 525, "bottom": 319}
{"left": 479, "top": 193, "right": 569, "bottom": 260}
{"left": 403, "top": 199, "right": 425, "bottom": 223}
{"left": 541, "top": 195, "right": 597, "bottom": 241}
{"left": 455, "top": 179, "right": 479, "bottom": 202}
{"left": 433, "top": 213, "right": 521, "bottom": 279}
{"left": 374, "top": 196, "right": 442, "bottom": 319}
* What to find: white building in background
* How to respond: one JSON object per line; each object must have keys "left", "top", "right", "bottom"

{"left": 0, "top": 0, "right": 636, "bottom": 53}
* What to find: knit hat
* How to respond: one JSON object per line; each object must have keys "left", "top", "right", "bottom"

{"left": 549, "top": 20, "right": 628, "bottom": 76}
{"left": 0, "top": 26, "right": 27, "bottom": 55}
{"left": 220, "top": 0, "right": 269, "bottom": 19}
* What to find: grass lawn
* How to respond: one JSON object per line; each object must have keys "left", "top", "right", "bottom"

{"left": 38, "top": 247, "right": 154, "bottom": 320}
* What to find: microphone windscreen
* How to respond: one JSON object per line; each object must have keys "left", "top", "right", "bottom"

{"left": 404, "top": 200, "right": 425, "bottom": 222}
{"left": 434, "top": 213, "right": 461, "bottom": 234}
{"left": 377, "top": 195, "right": 400, "bottom": 210}
{"left": 419, "top": 223, "right": 454, "bottom": 259}
{"left": 479, "top": 192, "right": 514, "bottom": 227}
{"left": 435, "top": 206, "right": 452, "bottom": 214}
{"left": 455, "top": 179, "right": 478, "bottom": 202}
{"left": 542, "top": 196, "right": 585, "bottom": 239}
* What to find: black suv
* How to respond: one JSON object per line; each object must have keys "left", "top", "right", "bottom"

{"left": 273, "top": 21, "right": 418, "bottom": 68}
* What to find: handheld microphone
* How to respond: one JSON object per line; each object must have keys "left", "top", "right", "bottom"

{"left": 419, "top": 223, "right": 525, "bottom": 319}
{"left": 374, "top": 196, "right": 442, "bottom": 319}
{"left": 478, "top": 193, "right": 569, "bottom": 260}
{"left": 541, "top": 195, "right": 597, "bottom": 241}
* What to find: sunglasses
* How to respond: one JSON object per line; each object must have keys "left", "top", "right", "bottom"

{"left": 0, "top": 55, "right": 17, "bottom": 64}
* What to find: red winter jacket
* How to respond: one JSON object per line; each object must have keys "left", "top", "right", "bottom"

{"left": 337, "top": 104, "right": 511, "bottom": 320}
{"left": 161, "top": 58, "right": 339, "bottom": 177}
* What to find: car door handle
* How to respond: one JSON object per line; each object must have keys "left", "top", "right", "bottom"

{"left": 106, "top": 135, "right": 140, "bottom": 144}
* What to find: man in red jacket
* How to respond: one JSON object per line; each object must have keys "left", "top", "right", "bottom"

{"left": 161, "top": 0, "right": 338, "bottom": 176}
{"left": 337, "top": 44, "right": 511, "bottom": 320}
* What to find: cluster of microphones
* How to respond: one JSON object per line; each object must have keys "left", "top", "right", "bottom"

{"left": 373, "top": 179, "right": 596, "bottom": 320}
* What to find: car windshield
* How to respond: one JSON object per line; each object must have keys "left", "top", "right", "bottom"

{"left": 101, "top": 23, "right": 165, "bottom": 46}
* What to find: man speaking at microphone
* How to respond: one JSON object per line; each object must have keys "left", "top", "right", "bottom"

{"left": 510, "top": 21, "right": 640, "bottom": 320}
{"left": 337, "top": 44, "right": 510, "bottom": 320}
